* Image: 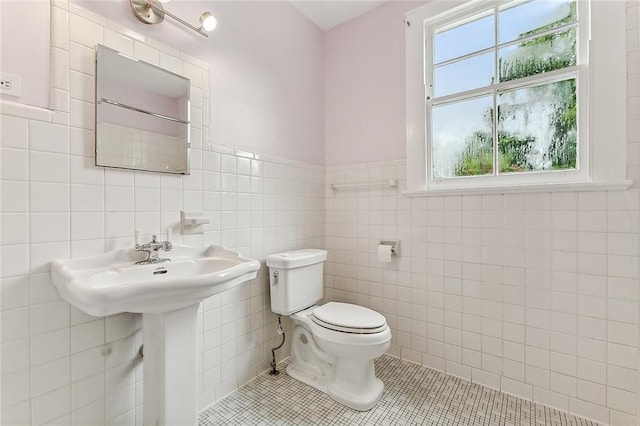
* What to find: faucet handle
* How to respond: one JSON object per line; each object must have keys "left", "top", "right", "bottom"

{"left": 151, "top": 235, "right": 157, "bottom": 243}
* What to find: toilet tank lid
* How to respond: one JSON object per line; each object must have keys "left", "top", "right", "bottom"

{"left": 266, "top": 249, "right": 327, "bottom": 269}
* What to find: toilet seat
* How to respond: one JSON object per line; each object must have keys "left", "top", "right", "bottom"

{"left": 312, "top": 302, "right": 387, "bottom": 334}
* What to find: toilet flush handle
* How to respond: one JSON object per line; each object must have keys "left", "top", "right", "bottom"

{"left": 272, "top": 270, "right": 279, "bottom": 284}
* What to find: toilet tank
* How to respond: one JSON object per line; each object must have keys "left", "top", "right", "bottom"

{"left": 266, "top": 249, "right": 327, "bottom": 315}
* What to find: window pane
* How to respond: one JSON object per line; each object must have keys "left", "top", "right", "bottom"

{"left": 434, "top": 14, "right": 495, "bottom": 64}
{"left": 498, "top": 78, "right": 577, "bottom": 173}
{"left": 499, "top": 0, "right": 576, "bottom": 44}
{"left": 432, "top": 95, "right": 494, "bottom": 178}
{"left": 433, "top": 51, "right": 494, "bottom": 98}
{"left": 499, "top": 28, "right": 576, "bottom": 82}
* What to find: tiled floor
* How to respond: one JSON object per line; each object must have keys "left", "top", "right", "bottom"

{"left": 199, "top": 355, "right": 599, "bottom": 425}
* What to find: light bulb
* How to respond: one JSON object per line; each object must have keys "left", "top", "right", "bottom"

{"left": 199, "top": 12, "right": 217, "bottom": 32}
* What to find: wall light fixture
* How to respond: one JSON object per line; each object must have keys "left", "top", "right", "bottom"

{"left": 130, "top": 0, "right": 217, "bottom": 38}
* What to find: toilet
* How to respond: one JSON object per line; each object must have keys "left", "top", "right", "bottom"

{"left": 266, "top": 249, "right": 392, "bottom": 411}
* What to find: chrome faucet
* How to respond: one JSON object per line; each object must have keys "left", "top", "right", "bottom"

{"left": 135, "top": 235, "right": 172, "bottom": 264}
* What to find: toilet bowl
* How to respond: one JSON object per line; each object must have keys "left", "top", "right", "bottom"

{"left": 267, "top": 249, "right": 392, "bottom": 411}
{"left": 287, "top": 302, "right": 391, "bottom": 411}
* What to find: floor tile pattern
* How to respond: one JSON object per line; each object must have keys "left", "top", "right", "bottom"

{"left": 199, "top": 355, "right": 599, "bottom": 425}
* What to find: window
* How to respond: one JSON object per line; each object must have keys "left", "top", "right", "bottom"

{"left": 405, "top": 0, "right": 630, "bottom": 195}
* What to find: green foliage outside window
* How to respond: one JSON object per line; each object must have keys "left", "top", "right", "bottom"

{"left": 452, "top": 2, "right": 578, "bottom": 177}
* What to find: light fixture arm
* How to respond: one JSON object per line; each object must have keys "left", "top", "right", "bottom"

{"left": 130, "top": 0, "right": 209, "bottom": 38}
{"left": 147, "top": 1, "right": 209, "bottom": 37}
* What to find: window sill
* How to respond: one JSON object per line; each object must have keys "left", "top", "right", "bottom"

{"left": 402, "top": 180, "right": 634, "bottom": 197}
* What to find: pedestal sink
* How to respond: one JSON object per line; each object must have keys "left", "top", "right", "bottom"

{"left": 51, "top": 245, "right": 261, "bottom": 425}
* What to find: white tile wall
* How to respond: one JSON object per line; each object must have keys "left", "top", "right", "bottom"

{"left": 323, "top": 4, "right": 640, "bottom": 425}
{"left": 2, "top": 1, "right": 639, "bottom": 426}
{"left": 0, "top": 1, "right": 324, "bottom": 425}
{"left": 327, "top": 180, "right": 639, "bottom": 424}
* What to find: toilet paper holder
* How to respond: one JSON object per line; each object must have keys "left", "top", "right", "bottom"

{"left": 379, "top": 240, "right": 400, "bottom": 256}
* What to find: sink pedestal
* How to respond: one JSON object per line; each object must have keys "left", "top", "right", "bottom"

{"left": 143, "top": 303, "right": 199, "bottom": 425}
{"left": 50, "top": 245, "right": 260, "bottom": 424}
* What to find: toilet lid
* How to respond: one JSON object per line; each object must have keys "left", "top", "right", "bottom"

{"left": 312, "top": 302, "right": 387, "bottom": 334}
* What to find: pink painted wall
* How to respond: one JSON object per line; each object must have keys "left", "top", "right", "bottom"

{"left": 77, "top": 0, "right": 326, "bottom": 165}
{"left": 0, "top": 0, "right": 50, "bottom": 108}
{"left": 203, "top": 1, "right": 325, "bottom": 165}
{"left": 1, "top": 0, "right": 432, "bottom": 166}
{"left": 324, "top": 0, "right": 423, "bottom": 166}
{"left": 1, "top": 0, "right": 325, "bottom": 165}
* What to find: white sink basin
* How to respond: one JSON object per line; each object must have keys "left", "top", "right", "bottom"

{"left": 51, "top": 245, "right": 261, "bottom": 316}
{"left": 52, "top": 244, "right": 261, "bottom": 425}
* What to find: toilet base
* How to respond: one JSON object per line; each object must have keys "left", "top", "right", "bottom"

{"left": 286, "top": 325, "right": 334, "bottom": 393}
{"left": 327, "top": 358, "right": 384, "bottom": 411}
{"left": 286, "top": 363, "right": 330, "bottom": 393}
{"left": 286, "top": 325, "right": 385, "bottom": 411}
{"left": 286, "top": 358, "right": 385, "bottom": 411}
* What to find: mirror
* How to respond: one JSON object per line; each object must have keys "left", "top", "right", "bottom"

{"left": 95, "top": 44, "right": 190, "bottom": 174}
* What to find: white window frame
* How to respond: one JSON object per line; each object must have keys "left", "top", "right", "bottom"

{"left": 405, "top": 0, "right": 631, "bottom": 195}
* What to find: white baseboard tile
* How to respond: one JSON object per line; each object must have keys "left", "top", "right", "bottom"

{"left": 609, "top": 409, "right": 636, "bottom": 426}
{"left": 399, "top": 347, "right": 422, "bottom": 364}
{"left": 422, "top": 354, "right": 445, "bottom": 372}
{"left": 386, "top": 343, "right": 401, "bottom": 358}
{"left": 570, "top": 398, "right": 610, "bottom": 425}
{"left": 534, "top": 387, "right": 570, "bottom": 413}
{"left": 501, "top": 377, "right": 533, "bottom": 400}
{"left": 445, "top": 360, "right": 472, "bottom": 381}
{"left": 472, "top": 368, "right": 501, "bottom": 391}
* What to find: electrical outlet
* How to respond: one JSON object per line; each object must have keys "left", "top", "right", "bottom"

{"left": 0, "top": 73, "right": 22, "bottom": 97}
